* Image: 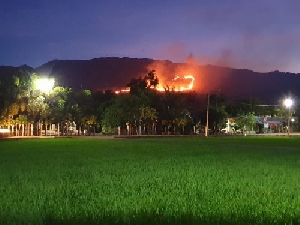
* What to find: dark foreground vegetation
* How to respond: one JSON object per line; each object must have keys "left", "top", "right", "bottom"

{"left": 1, "top": 137, "right": 300, "bottom": 224}
{"left": 1, "top": 68, "right": 298, "bottom": 137}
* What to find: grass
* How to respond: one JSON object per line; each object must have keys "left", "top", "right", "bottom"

{"left": 0, "top": 136, "right": 300, "bottom": 224}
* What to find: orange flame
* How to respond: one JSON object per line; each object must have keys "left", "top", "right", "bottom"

{"left": 115, "top": 87, "right": 130, "bottom": 94}
{"left": 156, "top": 75, "right": 195, "bottom": 92}
{"left": 115, "top": 75, "right": 195, "bottom": 94}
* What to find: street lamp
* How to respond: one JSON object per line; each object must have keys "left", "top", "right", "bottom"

{"left": 205, "top": 94, "right": 210, "bottom": 137}
{"left": 33, "top": 77, "right": 55, "bottom": 136}
{"left": 34, "top": 78, "right": 55, "bottom": 94}
{"left": 284, "top": 98, "right": 293, "bottom": 137}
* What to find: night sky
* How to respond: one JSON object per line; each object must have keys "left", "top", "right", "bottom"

{"left": 1, "top": 0, "right": 300, "bottom": 72}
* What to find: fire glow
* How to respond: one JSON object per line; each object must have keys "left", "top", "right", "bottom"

{"left": 115, "top": 88, "right": 130, "bottom": 94}
{"left": 157, "top": 75, "right": 195, "bottom": 92}
{"left": 115, "top": 75, "right": 195, "bottom": 94}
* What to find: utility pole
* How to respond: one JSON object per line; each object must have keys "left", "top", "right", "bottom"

{"left": 205, "top": 94, "right": 210, "bottom": 137}
{"left": 284, "top": 98, "right": 293, "bottom": 137}
{"left": 288, "top": 106, "right": 291, "bottom": 137}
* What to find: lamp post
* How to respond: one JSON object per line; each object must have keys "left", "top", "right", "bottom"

{"left": 205, "top": 94, "right": 210, "bottom": 137}
{"left": 284, "top": 98, "right": 293, "bottom": 137}
{"left": 34, "top": 77, "right": 55, "bottom": 136}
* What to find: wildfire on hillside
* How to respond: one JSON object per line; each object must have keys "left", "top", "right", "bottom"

{"left": 156, "top": 75, "right": 195, "bottom": 92}
{"left": 115, "top": 75, "right": 195, "bottom": 94}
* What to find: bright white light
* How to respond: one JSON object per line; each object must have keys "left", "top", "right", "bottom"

{"left": 35, "top": 78, "right": 55, "bottom": 93}
{"left": 284, "top": 98, "right": 293, "bottom": 108}
{"left": 0, "top": 128, "right": 10, "bottom": 133}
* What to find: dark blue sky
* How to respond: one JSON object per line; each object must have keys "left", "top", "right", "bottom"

{"left": 1, "top": 0, "right": 300, "bottom": 72}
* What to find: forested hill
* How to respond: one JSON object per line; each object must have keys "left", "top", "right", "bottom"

{"left": 35, "top": 57, "right": 300, "bottom": 103}
{"left": 35, "top": 57, "right": 154, "bottom": 92}
{"left": 1, "top": 57, "right": 300, "bottom": 103}
{"left": 0, "top": 65, "right": 34, "bottom": 79}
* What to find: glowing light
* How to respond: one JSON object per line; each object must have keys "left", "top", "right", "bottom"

{"left": 35, "top": 78, "right": 55, "bottom": 93}
{"left": 114, "top": 88, "right": 130, "bottom": 94}
{"left": 284, "top": 98, "right": 293, "bottom": 108}
{"left": 0, "top": 128, "right": 10, "bottom": 133}
{"left": 170, "top": 75, "right": 195, "bottom": 92}
{"left": 121, "top": 88, "right": 130, "bottom": 93}
{"left": 114, "top": 75, "right": 195, "bottom": 94}
{"left": 156, "top": 87, "right": 165, "bottom": 92}
{"left": 284, "top": 97, "right": 293, "bottom": 137}
{"left": 154, "top": 75, "right": 195, "bottom": 92}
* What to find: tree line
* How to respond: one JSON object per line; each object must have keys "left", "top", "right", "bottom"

{"left": 0, "top": 69, "right": 294, "bottom": 136}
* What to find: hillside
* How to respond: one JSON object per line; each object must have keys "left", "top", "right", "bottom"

{"left": 1, "top": 57, "right": 299, "bottom": 103}
{"left": 35, "top": 57, "right": 300, "bottom": 103}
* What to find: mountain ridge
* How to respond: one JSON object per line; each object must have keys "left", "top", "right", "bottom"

{"left": 1, "top": 57, "right": 299, "bottom": 103}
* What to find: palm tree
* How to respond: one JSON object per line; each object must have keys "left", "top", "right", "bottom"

{"left": 17, "top": 115, "right": 28, "bottom": 136}
{"left": 27, "top": 96, "right": 49, "bottom": 135}
{"left": 140, "top": 106, "right": 158, "bottom": 135}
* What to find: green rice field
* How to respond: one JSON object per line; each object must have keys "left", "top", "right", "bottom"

{"left": 0, "top": 136, "right": 300, "bottom": 224}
